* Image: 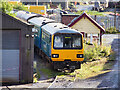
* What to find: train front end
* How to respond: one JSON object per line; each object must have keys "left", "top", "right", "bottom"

{"left": 51, "top": 30, "right": 84, "bottom": 70}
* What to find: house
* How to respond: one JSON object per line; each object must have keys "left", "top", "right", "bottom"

{"left": 62, "top": 12, "right": 105, "bottom": 45}
{"left": 0, "top": 12, "right": 34, "bottom": 84}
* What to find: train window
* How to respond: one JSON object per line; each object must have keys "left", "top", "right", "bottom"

{"left": 64, "top": 37, "right": 72, "bottom": 48}
{"left": 72, "top": 36, "right": 81, "bottom": 48}
{"left": 54, "top": 34, "right": 82, "bottom": 49}
{"left": 42, "top": 31, "right": 50, "bottom": 43}
{"left": 54, "top": 36, "right": 63, "bottom": 48}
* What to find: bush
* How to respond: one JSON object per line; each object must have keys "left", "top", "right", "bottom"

{"left": 13, "top": 4, "right": 29, "bottom": 11}
{"left": 105, "top": 27, "right": 119, "bottom": 34}
{"left": 101, "top": 46, "right": 111, "bottom": 57}
{"left": 0, "top": 1, "right": 13, "bottom": 13}
{"left": 84, "top": 44, "right": 111, "bottom": 61}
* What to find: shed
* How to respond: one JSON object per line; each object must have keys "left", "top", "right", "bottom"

{"left": 0, "top": 12, "right": 34, "bottom": 84}
{"left": 68, "top": 12, "right": 105, "bottom": 45}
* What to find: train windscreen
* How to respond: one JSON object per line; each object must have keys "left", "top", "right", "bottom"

{"left": 53, "top": 34, "right": 82, "bottom": 49}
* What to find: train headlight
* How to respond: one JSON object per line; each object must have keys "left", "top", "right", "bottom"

{"left": 77, "top": 54, "right": 83, "bottom": 58}
{"left": 52, "top": 54, "right": 59, "bottom": 58}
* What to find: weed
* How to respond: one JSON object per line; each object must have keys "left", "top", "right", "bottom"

{"left": 105, "top": 27, "right": 119, "bottom": 34}
{"left": 84, "top": 43, "right": 111, "bottom": 62}
{"left": 108, "top": 51, "right": 116, "bottom": 61}
{"left": 101, "top": 45, "right": 111, "bottom": 57}
{"left": 75, "top": 10, "right": 104, "bottom": 16}
{"left": 41, "top": 68, "right": 64, "bottom": 78}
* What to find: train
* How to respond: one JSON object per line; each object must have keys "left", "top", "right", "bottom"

{"left": 16, "top": 11, "right": 84, "bottom": 71}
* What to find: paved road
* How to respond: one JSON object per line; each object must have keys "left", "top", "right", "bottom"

{"left": 97, "top": 34, "right": 120, "bottom": 88}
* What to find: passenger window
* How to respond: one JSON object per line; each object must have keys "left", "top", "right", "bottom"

{"left": 42, "top": 31, "right": 50, "bottom": 43}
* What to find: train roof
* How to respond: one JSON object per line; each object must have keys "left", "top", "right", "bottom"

{"left": 16, "top": 11, "right": 55, "bottom": 26}
{"left": 41, "top": 23, "right": 81, "bottom": 35}
{"left": 28, "top": 17, "right": 55, "bottom": 26}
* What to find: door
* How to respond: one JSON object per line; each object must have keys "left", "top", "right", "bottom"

{"left": 2, "top": 30, "right": 20, "bottom": 82}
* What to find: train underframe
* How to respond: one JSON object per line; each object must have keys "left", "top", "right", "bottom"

{"left": 53, "top": 61, "right": 81, "bottom": 71}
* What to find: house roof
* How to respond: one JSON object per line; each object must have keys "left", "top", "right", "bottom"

{"left": 68, "top": 12, "right": 105, "bottom": 33}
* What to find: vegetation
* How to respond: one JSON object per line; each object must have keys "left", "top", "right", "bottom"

{"left": 33, "top": 61, "right": 41, "bottom": 83}
{"left": 68, "top": 2, "right": 76, "bottom": 9}
{"left": 71, "top": 57, "right": 115, "bottom": 79}
{"left": 84, "top": 43, "right": 111, "bottom": 61}
{"left": 40, "top": 68, "right": 64, "bottom": 78}
{"left": 0, "top": 1, "right": 16, "bottom": 17}
{"left": 58, "top": 4, "right": 62, "bottom": 10}
{"left": 13, "top": 4, "right": 29, "bottom": 11}
{"left": 74, "top": 10, "right": 104, "bottom": 16}
{"left": 69, "top": 43, "right": 116, "bottom": 79}
{"left": 105, "top": 27, "right": 120, "bottom": 34}
{"left": 0, "top": 1, "right": 28, "bottom": 17}
{"left": 47, "top": 4, "right": 51, "bottom": 9}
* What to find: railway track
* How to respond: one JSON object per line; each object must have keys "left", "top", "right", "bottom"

{"left": 48, "top": 72, "right": 77, "bottom": 88}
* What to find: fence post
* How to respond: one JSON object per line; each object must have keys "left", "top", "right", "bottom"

{"left": 114, "top": 4, "right": 117, "bottom": 28}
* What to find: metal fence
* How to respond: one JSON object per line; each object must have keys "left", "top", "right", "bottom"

{"left": 91, "top": 15, "right": 120, "bottom": 31}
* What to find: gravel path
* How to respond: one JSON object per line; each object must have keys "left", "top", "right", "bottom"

{"left": 97, "top": 34, "right": 120, "bottom": 88}
{"left": 49, "top": 34, "right": 120, "bottom": 88}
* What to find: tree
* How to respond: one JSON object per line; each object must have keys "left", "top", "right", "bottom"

{"left": 13, "top": 4, "right": 29, "bottom": 11}
{"left": 0, "top": 1, "right": 28, "bottom": 17}
{"left": 0, "top": 1, "right": 13, "bottom": 13}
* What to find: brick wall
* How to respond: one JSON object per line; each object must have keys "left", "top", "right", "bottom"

{"left": 61, "top": 14, "right": 79, "bottom": 25}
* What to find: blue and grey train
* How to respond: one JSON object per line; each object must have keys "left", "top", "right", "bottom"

{"left": 16, "top": 11, "right": 84, "bottom": 70}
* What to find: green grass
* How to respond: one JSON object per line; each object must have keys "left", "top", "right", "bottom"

{"left": 105, "top": 27, "right": 120, "bottom": 34}
{"left": 69, "top": 57, "right": 115, "bottom": 79}
{"left": 74, "top": 10, "right": 105, "bottom": 16}
{"left": 40, "top": 68, "right": 65, "bottom": 78}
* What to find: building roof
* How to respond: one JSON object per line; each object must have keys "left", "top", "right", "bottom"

{"left": 68, "top": 12, "right": 105, "bottom": 33}
{"left": 1, "top": 12, "right": 34, "bottom": 27}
